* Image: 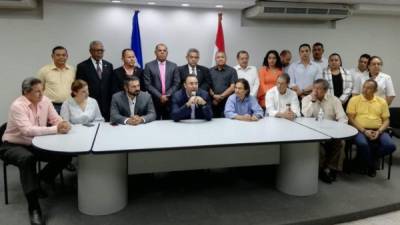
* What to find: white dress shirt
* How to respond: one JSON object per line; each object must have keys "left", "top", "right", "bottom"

{"left": 352, "top": 72, "right": 396, "bottom": 98}
{"left": 312, "top": 57, "right": 328, "bottom": 72}
{"left": 123, "top": 95, "right": 139, "bottom": 124}
{"left": 349, "top": 68, "right": 368, "bottom": 94}
{"left": 234, "top": 65, "right": 259, "bottom": 97}
{"left": 91, "top": 58, "right": 103, "bottom": 72}
{"left": 265, "top": 86, "right": 301, "bottom": 117}
{"left": 188, "top": 65, "right": 197, "bottom": 75}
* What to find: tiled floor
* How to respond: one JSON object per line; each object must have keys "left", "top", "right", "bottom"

{"left": 2, "top": 138, "right": 400, "bottom": 225}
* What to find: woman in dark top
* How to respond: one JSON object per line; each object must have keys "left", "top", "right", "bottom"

{"left": 322, "top": 53, "right": 353, "bottom": 106}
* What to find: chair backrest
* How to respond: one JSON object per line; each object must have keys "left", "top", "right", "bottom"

{"left": 0, "top": 123, "right": 7, "bottom": 145}
{"left": 389, "top": 108, "right": 400, "bottom": 128}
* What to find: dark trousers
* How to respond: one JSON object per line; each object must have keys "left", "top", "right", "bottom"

{"left": 320, "top": 139, "right": 345, "bottom": 171}
{"left": 1, "top": 143, "right": 71, "bottom": 194}
{"left": 354, "top": 132, "right": 396, "bottom": 168}
{"left": 212, "top": 98, "right": 227, "bottom": 118}
{"left": 52, "top": 102, "right": 62, "bottom": 115}
{"left": 154, "top": 99, "right": 171, "bottom": 120}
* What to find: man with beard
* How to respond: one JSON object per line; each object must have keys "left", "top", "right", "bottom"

{"left": 110, "top": 76, "right": 156, "bottom": 125}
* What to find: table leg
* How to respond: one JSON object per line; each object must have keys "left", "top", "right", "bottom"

{"left": 276, "top": 142, "right": 319, "bottom": 196}
{"left": 78, "top": 153, "right": 127, "bottom": 215}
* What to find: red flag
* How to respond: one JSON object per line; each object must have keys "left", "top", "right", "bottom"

{"left": 212, "top": 12, "right": 225, "bottom": 66}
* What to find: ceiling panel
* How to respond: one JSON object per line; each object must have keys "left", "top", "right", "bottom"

{"left": 260, "top": 0, "right": 400, "bottom": 6}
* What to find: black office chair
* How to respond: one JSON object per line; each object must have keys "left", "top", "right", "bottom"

{"left": 389, "top": 107, "right": 400, "bottom": 138}
{"left": 345, "top": 139, "right": 392, "bottom": 179}
{"left": 0, "top": 122, "right": 9, "bottom": 204}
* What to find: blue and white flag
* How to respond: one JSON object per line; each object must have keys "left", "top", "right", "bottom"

{"left": 131, "top": 10, "right": 143, "bottom": 68}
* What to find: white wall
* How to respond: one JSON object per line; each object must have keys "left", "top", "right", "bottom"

{"left": 1, "top": 1, "right": 400, "bottom": 121}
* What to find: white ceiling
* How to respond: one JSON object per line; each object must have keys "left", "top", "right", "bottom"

{"left": 48, "top": 0, "right": 400, "bottom": 9}
{"left": 48, "top": 0, "right": 256, "bottom": 9}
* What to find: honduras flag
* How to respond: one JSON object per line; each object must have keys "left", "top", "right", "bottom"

{"left": 131, "top": 10, "right": 143, "bottom": 68}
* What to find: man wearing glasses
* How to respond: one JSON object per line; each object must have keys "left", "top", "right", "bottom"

{"left": 76, "top": 40, "right": 114, "bottom": 121}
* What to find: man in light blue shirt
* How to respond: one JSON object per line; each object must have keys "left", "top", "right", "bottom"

{"left": 224, "top": 78, "right": 264, "bottom": 121}
{"left": 288, "top": 43, "right": 322, "bottom": 99}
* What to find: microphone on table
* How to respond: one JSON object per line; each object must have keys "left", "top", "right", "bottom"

{"left": 191, "top": 91, "right": 197, "bottom": 107}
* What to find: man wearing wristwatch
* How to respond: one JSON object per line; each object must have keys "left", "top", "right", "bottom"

{"left": 171, "top": 75, "right": 212, "bottom": 121}
{"left": 209, "top": 51, "right": 238, "bottom": 118}
{"left": 302, "top": 79, "right": 348, "bottom": 184}
{"left": 347, "top": 79, "right": 396, "bottom": 177}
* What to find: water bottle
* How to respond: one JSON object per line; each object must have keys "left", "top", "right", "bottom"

{"left": 317, "top": 108, "right": 324, "bottom": 123}
{"left": 286, "top": 103, "right": 291, "bottom": 112}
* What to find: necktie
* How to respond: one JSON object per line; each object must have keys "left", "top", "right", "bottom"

{"left": 159, "top": 62, "right": 166, "bottom": 95}
{"left": 191, "top": 66, "right": 197, "bottom": 75}
{"left": 96, "top": 61, "right": 102, "bottom": 80}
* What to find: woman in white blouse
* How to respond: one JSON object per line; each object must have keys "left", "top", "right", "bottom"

{"left": 367, "top": 56, "right": 396, "bottom": 105}
{"left": 61, "top": 79, "right": 104, "bottom": 124}
{"left": 353, "top": 56, "right": 396, "bottom": 105}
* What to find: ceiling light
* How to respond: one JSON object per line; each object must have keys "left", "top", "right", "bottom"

{"left": 111, "top": 0, "right": 121, "bottom": 3}
{"left": 148, "top": 2, "right": 156, "bottom": 5}
{"left": 215, "top": 5, "right": 223, "bottom": 8}
{"left": 181, "top": 3, "right": 190, "bottom": 7}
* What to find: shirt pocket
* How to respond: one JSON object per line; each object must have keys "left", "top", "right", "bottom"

{"left": 45, "top": 72, "right": 60, "bottom": 86}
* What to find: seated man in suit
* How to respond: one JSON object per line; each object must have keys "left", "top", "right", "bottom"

{"left": 1, "top": 77, "right": 71, "bottom": 225}
{"left": 171, "top": 74, "right": 212, "bottom": 122}
{"left": 178, "top": 48, "right": 212, "bottom": 91}
{"left": 76, "top": 40, "right": 114, "bottom": 121}
{"left": 111, "top": 48, "right": 145, "bottom": 94}
{"left": 110, "top": 76, "right": 156, "bottom": 125}
{"left": 144, "top": 43, "right": 180, "bottom": 120}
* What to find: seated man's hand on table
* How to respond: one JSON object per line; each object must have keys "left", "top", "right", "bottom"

{"left": 57, "top": 121, "right": 71, "bottom": 134}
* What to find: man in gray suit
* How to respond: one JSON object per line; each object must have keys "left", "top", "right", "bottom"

{"left": 110, "top": 76, "right": 156, "bottom": 125}
{"left": 144, "top": 43, "right": 180, "bottom": 120}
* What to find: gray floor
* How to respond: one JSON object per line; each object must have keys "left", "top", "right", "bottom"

{"left": 2, "top": 140, "right": 400, "bottom": 225}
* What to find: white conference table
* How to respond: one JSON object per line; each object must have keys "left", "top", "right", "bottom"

{"left": 32, "top": 124, "right": 98, "bottom": 153}
{"left": 33, "top": 117, "right": 357, "bottom": 216}
{"left": 294, "top": 117, "right": 357, "bottom": 139}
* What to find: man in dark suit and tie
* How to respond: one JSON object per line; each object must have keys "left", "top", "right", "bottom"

{"left": 76, "top": 40, "right": 114, "bottom": 121}
{"left": 111, "top": 48, "right": 145, "bottom": 94}
{"left": 178, "top": 48, "right": 213, "bottom": 92}
{"left": 110, "top": 76, "right": 156, "bottom": 125}
{"left": 144, "top": 43, "right": 180, "bottom": 120}
{"left": 171, "top": 75, "right": 212, "bottom": 122}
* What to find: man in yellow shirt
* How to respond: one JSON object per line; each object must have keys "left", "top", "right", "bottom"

{"left": 37, "top": 46, "right": 75, "bottom": 113}
{"left": 347, "top": 79, "right": 396, "bottom": 177}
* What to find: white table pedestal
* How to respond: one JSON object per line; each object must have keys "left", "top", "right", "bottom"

{"left": 78, "top": 153, "right": 127, "bottom": 215}
{"left": 276, "top": 142, "right": 319, "bottom": 196}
